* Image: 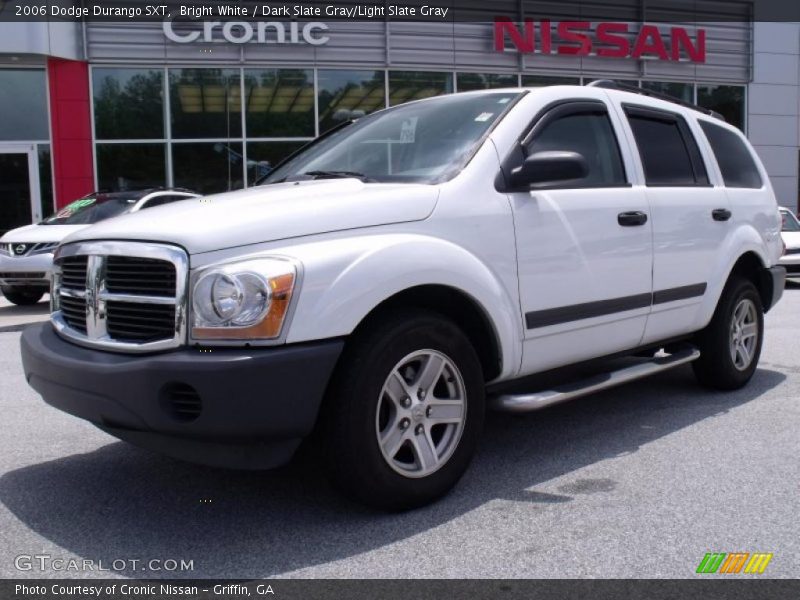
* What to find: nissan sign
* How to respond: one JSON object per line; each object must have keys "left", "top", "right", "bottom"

{"left": 494, "top": 18, "right": 706, "bottom": 63}
{"left": 163, "top": 20, "right": 330, "bottom": 45}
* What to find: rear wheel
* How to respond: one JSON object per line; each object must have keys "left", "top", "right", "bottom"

{"left": 692, "top": 277, "right": 763, "bottom": 390}
{"left": 1, "top": 287, "right": 45, "bottom": 306}
{"left": 324, "top": 310, "right": 485, "bottom": 510}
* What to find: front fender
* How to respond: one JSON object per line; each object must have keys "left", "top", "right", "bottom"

{"left": 283, "top": 234, "right": 522, "bottom": 381}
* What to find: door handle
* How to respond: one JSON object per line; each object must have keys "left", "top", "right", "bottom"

{"left": 712, "top": 208, "right": 732, "bottom": 222}
{"left": 618, "top": 211, "right": 648, "bottom": 226}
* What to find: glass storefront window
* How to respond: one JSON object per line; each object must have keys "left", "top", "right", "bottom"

{"left": 93, "top": 68, "right": 165, "bottom": 140}
{"left": 388, "top": 71, "right": 453, "bottom": 106}
{"left": 317, "top": 70, "right": 386, "bottom": 133}
{"left": 170, "top": 68, "right": 242, "bottom": 139}
{"left": 457, "top": 73, "right": 519, "bottom": 91}
{"left": 697, "top": 85, "right": 745, "bottom": 130}
{"left": 642, "top": 81, "right": 693, "bottom": 103}
{"left": 244, "top": 69, "right": 314, "bottom": 137}
{"left": 96, "top": 143, "right": 166, "bottom": 191}
{"left": 246, "top": 141, "right": 306, "bottom": 185}
{"left": 0, "top": 69, "right": 48, "bottom": 140}
{"left": 172, "top": 142, "right": 244, "bottom": 194}
{"left": 522, "top": 75, "right": 581, "bottom": 87}
{"left": 37, "top": 144, "right": 53, "bottom": 217}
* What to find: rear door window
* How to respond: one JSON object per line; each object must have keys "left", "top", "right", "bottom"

{"left": 625, "top": 106, "right": 709, "bottom": 187}
{"left": 699, "top": 120, "right": 763, "bottom": 189}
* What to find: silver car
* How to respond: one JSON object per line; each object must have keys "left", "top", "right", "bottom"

{"left": 0, "top": 189, "right": 199, "bottom": 305}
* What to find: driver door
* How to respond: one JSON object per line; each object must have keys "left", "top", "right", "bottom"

{"left": 510, "top": 100, "right": 654, "bottom": 374}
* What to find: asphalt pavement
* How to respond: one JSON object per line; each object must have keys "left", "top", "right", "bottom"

{"left": 0, "top": 287, "right": 797, "bottom": 579}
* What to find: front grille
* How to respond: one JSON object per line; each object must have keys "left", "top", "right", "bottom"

{"left": 52, "top": 242, "right": 187, "bottom": 352}
{"left": 60, "top": 256, "right": 88, "bottom": 290}
{"left": 60, "top": 295, "right": 87, "bottom": 333}
{"left": 106, "top": 256, "right": 176, "bottom": 297}
{"left": 106, "top": 301, "right": 176, "bottom": 343}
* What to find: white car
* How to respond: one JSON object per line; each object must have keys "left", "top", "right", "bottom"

{"left": 21, "top": 83, "right": 784, "bottom": 509}
{"left": 778, "top": 207, "right": 800, "bottom": 276}
{"left": 0, "top": 189, "right": 199, "bottom": 305}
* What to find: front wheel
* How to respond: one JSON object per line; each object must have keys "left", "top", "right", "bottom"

{"left": 1, "top": 287, "right": 45, "bottom": 306}
{"left": 324, "top": 310, "right": 485, "bottom": 510}
{"left": 692, "top": 277, "right": 764, "bottom": 390}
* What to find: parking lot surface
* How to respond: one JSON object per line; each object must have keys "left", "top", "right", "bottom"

{"left": 0, "top": 288, "right": 797, "bottom": 579}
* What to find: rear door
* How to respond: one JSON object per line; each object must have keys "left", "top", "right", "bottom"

{"left": 510, "top": 98, "right": 654, "bottom": 374}
{"left": 617, "top": 103, "right": 730, "bottom": 344}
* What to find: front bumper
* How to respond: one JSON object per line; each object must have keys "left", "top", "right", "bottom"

{"left": 21, "top": 323, "right": 344, "bottom": 469}
{"left": 0, "top": 252, "right": 53, "bottom": 288}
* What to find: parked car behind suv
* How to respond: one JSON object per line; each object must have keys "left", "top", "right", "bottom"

{"left": 778, "top": 206, "right": 800, "bottom": 276}
{"left": 21, "top": 84, "right": 784, "bottom": 510}
{"left": 0, "top": 189, "right": 199, "bottom": 305}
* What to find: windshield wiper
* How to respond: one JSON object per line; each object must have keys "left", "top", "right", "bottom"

{"left": 303, "top": 170, "right": 376, "bottom": 182}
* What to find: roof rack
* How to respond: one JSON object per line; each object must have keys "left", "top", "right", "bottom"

{"left": 587, "top": 79, "right": 725, "bottom": 121}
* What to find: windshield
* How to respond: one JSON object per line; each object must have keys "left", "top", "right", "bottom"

{"left": 781, "top": 209, "right": 800, "bottom": 232}
{"left": 41, "top": 194, "right": 139, "bottom": 225}
{"left": 261, "top": 92, "right": 522, "bottom": 185}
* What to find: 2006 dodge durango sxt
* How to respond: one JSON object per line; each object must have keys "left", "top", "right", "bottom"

{"left": 21, "top": 82, "right": 785, "bottom": 510}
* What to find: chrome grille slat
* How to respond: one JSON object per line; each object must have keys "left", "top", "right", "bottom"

{"left": 105, "top": 255, "right": 176, "bottom": 297}
{"left": 51, "top": 242, "right": 188, "bottom": 353}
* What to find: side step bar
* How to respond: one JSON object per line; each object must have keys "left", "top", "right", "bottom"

{"left": 490, "top": 346, "right": 700, "bottom": 413}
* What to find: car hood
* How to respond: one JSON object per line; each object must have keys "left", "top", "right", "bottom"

{"left": 0, "top": 223, "right": 90, "bottom": 244}
{"left": 781, "top": 230, "right": 800, "bottom": 249}
{"left": 63, "top": 180, "right": 439, "bottom": 255}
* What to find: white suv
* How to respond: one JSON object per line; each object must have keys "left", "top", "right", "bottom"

{"left": 0, "top": 189, "right": 199, "bottom": 305}
{"left": 21, "top": 83, "right": 785, "bottom": 510}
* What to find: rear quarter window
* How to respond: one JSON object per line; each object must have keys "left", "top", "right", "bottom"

{"left": 699, "top": 120, "right": 763, "bottom": 189}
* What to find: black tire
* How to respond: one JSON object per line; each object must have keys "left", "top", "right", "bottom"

{"left": 692, "top": 277, "right": 764, "bottom": 390}
{"left": 323, "top": 309, "right": 485, "bottom": 511}
{"left": 1, "top": 287, "right": 45, "bottom": 306}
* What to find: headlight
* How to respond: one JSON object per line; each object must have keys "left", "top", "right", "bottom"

{"left": 191, "top": 258, "right": 297, "bottom": 341}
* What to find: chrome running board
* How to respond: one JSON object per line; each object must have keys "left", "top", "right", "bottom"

{"left": 490, "top": 346, "right": 700, "bottom": 413}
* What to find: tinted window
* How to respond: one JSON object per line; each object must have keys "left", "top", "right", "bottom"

{"left": 169, "top": 68, "right": 242, "bottom": 139}
{"left": 173, "top": 143, "right": 244, "bottom": 194}
{"left": 243, "top": 69, "right": 314, "bottom": 137}
{"left": 526, "top": 112, "right": 626, "bottom": 186}
{"left": 627, "top": 110, "right": 708, "bottom": 186}
{"left": 96, "top": 143, "right": 166, "bottom": 191}
{"left": 388, "top": 71, "right": 453, "bottom": 106}
{"left": 699, "top": 120, "right": 763, "bottom": 189}
{"left": 318, "top": 70, "right": 386, "bottom": 132}
{"left": 41, "top": 195, "right": 138, "bottom": 225}
{"left": 0, "top": 69, "right": 48, "bottom": 140}
{"left": 93, "top": 68, "right": 164, "bottom": 139}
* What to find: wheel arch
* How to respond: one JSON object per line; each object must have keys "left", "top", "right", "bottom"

{"left": 727, "top": 251, "right": 777, "bottom": 312}
{"left": 350, "top": 284, "right": 503, "bottom": 382}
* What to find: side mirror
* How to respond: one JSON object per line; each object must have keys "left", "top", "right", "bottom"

{"left": 509, "top": 151, "right": 589, "bottom": 190}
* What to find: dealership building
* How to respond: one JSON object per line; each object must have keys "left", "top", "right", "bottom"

{"left": 0, "top": 1, "right": 798, "bottom": 234}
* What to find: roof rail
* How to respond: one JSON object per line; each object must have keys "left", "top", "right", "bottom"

{"left": 587, "top": 79, "right": 725, "bottom": 121}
